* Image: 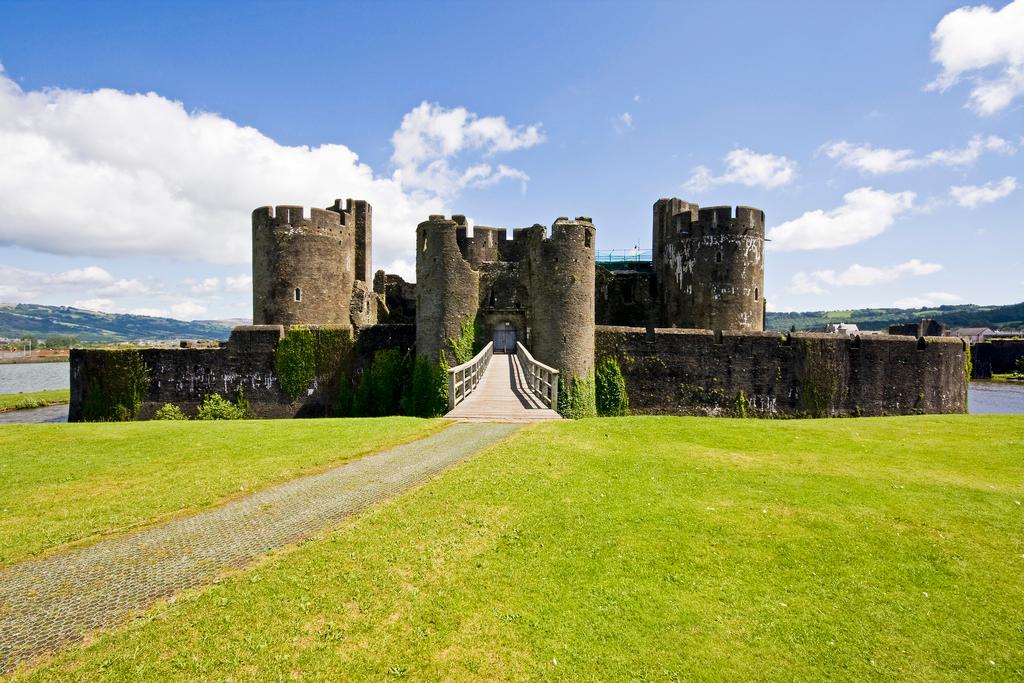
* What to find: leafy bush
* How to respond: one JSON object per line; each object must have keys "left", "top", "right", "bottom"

{"left": 595, "top": 356, "right": 629, "bottom": 417}
{"left": 196, "top": 392, "right": 252, "bottom": 420}
{"left": 406, "top": 353, "right": 449, "bottom": 417}
{"left": 1015, "top": 357, "right": 1024, "bottom": 377}
{"left": 558, "top": 373, "right": 597, "bottom": 419}
{"left": 353, "top": 349, "right": 411, "bottom": 417}
{"left": 153, "top": 403, "right": 188, "bottom": 420}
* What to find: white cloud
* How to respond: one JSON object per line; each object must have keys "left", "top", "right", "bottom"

{"left": 927, "top": 0, "right": 1024, "bottom": 115}
{"left": 188, "top": 277, "right": 221, "bottom": 295}
{"left": 71, "top": 298, "right": 114, "bottom": 313}
{"left": 617, "top": 112, "right": 634, "bottom": 130}
{"left": 788, "top": 259, "right": 943, "bottom": 294}
{"left": 949, "top": 175, "right": 1017, "bottom": 207}
{"left": 389, "top": 101, "right": 543, "bottom": 197}
{"left": 821, "top": 134, "right": 1015, "bottom": 174}
{"left": 893, "top": 292, "right": 963, "bottom": 308}
{"left": 96, "top": 278, "right": 150, "bottom": 296}
{"left": 767, "top": 187, "right": 915, "bottom": 251}
{"left": 0, "top": 69, "right": 542, "bottom": 273}
{"left": 382, "top": 258, "right": 415, "bottom": 282}
{"left": 0, "top": 264, "right": 116, "bottom": 301}
{"left": 684, "top": 148, "right": 797, "bottom": 192}
{"left": 224, "top": 274, "right": 252, "bottom": 292}
{"left": 170, "top": 300, "right": 207, "bottom": 320}
{"left": 633, "top": 95, "right": 641, "bottom": 102}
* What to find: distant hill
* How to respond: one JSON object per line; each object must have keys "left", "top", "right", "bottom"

{"left": 767, "top": 301, "right": 1024, "bottom": 332}
{"left": 0, "top": 303, "right": 243, "bottom": 342}
{"left": 4, "top": 300, "right": 1021, "bottom": 342}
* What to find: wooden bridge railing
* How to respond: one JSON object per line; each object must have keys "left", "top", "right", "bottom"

{"left": 516, "top": 342, "right": 559, "bottom": 409}
{"left": 447, "top": 342, "right": 494, "bottom": 410}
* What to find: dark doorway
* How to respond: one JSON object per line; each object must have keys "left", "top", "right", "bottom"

{"left": 493, "top": 324, "right": 517, "bottom": 353}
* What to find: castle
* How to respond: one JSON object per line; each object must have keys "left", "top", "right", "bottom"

{"left": 68, "top": 196, "right": 968, "bottom": 420}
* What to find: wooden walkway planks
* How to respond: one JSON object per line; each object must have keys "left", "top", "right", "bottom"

{"left": 445, "top": 353, "right": 562, "bottom": 422}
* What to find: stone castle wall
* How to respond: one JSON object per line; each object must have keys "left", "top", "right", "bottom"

{"left": 252, "top": 199, "right": 375, "bottom": 330}
{"left": 653, "top": 200, "right": 765, "bottom": 331}
{"left": 526, "top": 218, "right": 596, "bottom": 383}
{"left": 415, "top": 216, "right": 480, "bottom": 365}
{"left": 68, "top": 324, "right": 415, "bottom": 421}
{"left": 415, "top": 214, "right": 595, "bottom": 380}
{"left": 970, "top": 339, "right": 1024, "bottom": 378}
{"left": 595, "top": 326, "right": 967, "bottom": 417}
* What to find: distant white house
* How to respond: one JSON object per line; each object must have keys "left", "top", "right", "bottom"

{"left": 953, "top": 327, "right": 993, "bottom": 343}
{"left": 823, "top": 323, "right": 860, "bottom": 334}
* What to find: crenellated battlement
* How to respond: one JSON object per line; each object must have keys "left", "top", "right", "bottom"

{"left": 252, "top": 203, "right": 354, "bottom": 236}
{"left": 674, "top": 204, "right": 765, "bottom": 239}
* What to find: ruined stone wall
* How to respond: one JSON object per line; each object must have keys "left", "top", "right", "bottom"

{"left": 373, "top": 271, "right": 417, "bottom": 324}
{"left": 527, "top": 218, "right": 596, "bottom": 382}
{"left": 595, "top": 267, "right": 656, "bottom": 327}
{"left": 653, "top": 200, "right": 765, "bottom": 331}
{"left": 415, "top": 216, "right": 479, "bottom": 364}
{"left": 971, "top": 339, "right": 1024, "bottom": 377}
{"left": 69, "top": 324, "right": 416, "bottom": 421}
{"left": 595, "top": 326, "right": 967, "bottom": 417}
{"left": 252, "top": 204, "right": 356, "bottom": 328}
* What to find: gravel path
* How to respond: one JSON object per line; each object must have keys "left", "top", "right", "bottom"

{"left": 0, "top": 405, "right": 68, "bottom": 424}
{"left": 0, "top": 421, "right": 518, "bottom": 675}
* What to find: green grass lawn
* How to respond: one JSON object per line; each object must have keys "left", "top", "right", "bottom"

{"left": 16, "top": 415, "right": 1023, "bottom": 681}
{"left": 0, "top": 389, "right": 69, "bottom": 412}
{"left": 0, "top": 418, "right": 443, "bottom": 566}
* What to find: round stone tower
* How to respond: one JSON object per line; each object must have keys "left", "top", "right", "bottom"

{"left": 655, "top": 202, "right": 765, "bottom": 331}
{"left": 252, "top": 204, "right": 355, "bottom": 328}
{"left": 415, "top": 215, "right": 480, "bottom": 364}
{"left": 527, "top": 217, "right": 596, "bottom": 382}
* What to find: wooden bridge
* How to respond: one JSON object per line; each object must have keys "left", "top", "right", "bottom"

{"left": 444, "top": 342, "right": 562, "bottom": 423}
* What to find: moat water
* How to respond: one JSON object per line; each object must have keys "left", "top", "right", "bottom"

{"left": 0, "top": 362, "right": 70, "bottom": 394}
{"left": 0, "top": 363, "right": 1021, "bottom": 423}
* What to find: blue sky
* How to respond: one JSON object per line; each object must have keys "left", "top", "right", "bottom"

{"left": 0, "top": 0, "right": 1021, "bottom": 319}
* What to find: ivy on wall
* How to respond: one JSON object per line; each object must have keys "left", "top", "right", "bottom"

{"left": 798, "top": 340, "right": 841, "bottom": 418}
{"left": 275, "top": 326, "right": 355, "bottom": 404}
{"left": 595, "top": 356, "right": 629, "bottom": 416}
{"left": 558, "top": 372, "right": 597, "bottom": 419}
{"left": 275, "top": 326, "right": 317, "bottom": 401}
{"left": 81, "top": 349, "right": 150, "bottom": 422}
{"left": 448, "top": 317, "right": 479, "bottom": 365}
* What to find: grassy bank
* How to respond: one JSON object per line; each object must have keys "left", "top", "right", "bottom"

{"left": 17, "top": 415, "right": 1024, "bottom": 681}
{"left": 0, "top": 418, "right": 443, "bottom": 566}
{"left": 0, "top": 389, "right": 69, "bottom": 412}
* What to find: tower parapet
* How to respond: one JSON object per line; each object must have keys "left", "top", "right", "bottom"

{"left": 252, "top": 200, "right": 361, "bottom": 328}
{"left": 653, "top": 199, "right": 765, "bottom": 331}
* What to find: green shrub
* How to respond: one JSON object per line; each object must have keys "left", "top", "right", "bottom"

{"left": 196, "top": 392, "right": 251, "bottom": 420}
{"left": 595, "top": 356, "right": 629, "bottom": 416}
{"left": 80, "top": 350, "right": 151, "bottom": 422}
{"left": 352, "top": 349, "right": 411, "bottom": 417}
{"left": 153, "top": 403, "right": 188, "bottom": 420}
{"left": 406, "top": 353, "right": 450, "bottom": 417}
{"left": 734, "top": 390, "right": 749, "bottom": 418}
{"left": 558, "top": 373, "right": 597, "bottom": 419}
{"left": 1015, "top": 356, "right": 1024, "bottom": 376}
